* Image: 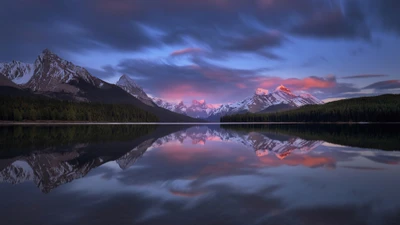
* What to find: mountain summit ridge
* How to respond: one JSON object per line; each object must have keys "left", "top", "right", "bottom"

{"left": 116, "top": 74, "right": 155, "bottom": 106}
{"left": 152, "top": 86, "right": 323, "bottom": 120}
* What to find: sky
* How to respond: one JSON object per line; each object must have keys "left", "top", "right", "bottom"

{"left": 1, "top": 0, "right": 400, "bottom": 104}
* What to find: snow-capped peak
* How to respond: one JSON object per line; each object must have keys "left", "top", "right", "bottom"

{"left": 152, "top": 98, "right": 218, "bottom": 118}
{"left": 116, "top": 74, "right": 141, "bottom": 89}
{"left": 41, "top": 48, "right": 54, "bottom": 56}
{"left": 192, "top": 99, "right": 206, "bottom": 106}
{"left": 255, "top": 88, "right": 269, "bottom": 95}
{"left": 300, "top": 92, "right": 324, "bottom": 104}
{"left": 275, "top": 85, "right": 292, "bottom": 94}
{"left": 26, "top": 48, "right": 101, "bottom": 92}
{"left": 116, "top": 74, "right": 154, "bottom": 106}
{"left": 0, "top": 61, "right": 35, "bottom": 85}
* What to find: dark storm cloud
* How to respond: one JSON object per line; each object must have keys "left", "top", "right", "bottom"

{"left": 290, "top": 2, "right": 370, "bottom": 40}
{"left": 113, "top": 56, "right": 360, "bottom": 102}
{"left": 369, "top": 0, "right": 400, "bottom": 34}
{"left": 342, "top": 74, "right": 388, "bottom": 79}
{"left": 0, "top": 0, "right": 159, "bottom": 61}
{"left": 114, "top": 57, "right": 270, "bottom": 102}
{"left": 2, "top": 0, "right": 397, "bottom": 61}
{"left": 224, "top": 31, "right": 286, "bottom": 51}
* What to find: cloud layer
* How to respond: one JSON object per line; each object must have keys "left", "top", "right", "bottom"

{"left": 1, "top": 0, "right": 400, "bottom": 103}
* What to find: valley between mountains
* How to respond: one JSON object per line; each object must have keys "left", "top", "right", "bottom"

{"left": 0, "top": 49, "right": 323, "bottom": 122}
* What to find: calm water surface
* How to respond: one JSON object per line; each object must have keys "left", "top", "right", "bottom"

{"left": 0, "top": 124, "right": 400, "bottom": 225}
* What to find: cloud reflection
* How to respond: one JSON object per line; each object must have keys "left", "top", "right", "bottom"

{"left": 1, "top": 125, "right": 400, "bottom": 225}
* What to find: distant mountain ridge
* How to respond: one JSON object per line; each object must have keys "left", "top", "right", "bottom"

{"left": 151, "top": 98, "right": 217, "bottom": 118}
{"left": 152, "top": 85, "right": 323, "bottom": 120}
{"left": 221, "top": 94, "right": 400, "bottom": 123}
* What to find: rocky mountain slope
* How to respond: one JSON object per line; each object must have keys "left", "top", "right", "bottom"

{"left": 1, "top": 49, "right": 322, "bottom": 121}
{"left": 0, "top": 61, "right": 35, "bottom": 84}
{"left": 116, "top": 74, "right": 155, "bottom": 107}
{"left": 0, "top": 49, "right": 199, "bottom": 122}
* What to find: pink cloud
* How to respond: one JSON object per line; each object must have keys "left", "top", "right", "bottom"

{"left": 253, "top": 76, "right": 336, "bottom": 91}
{"left": 159, "top": 84, "right": 212, "bottom": 101}
{"left": 170, "top": 47, "right": 204, "bottom": 57}
{"left": 236, "top": 83, "right": 247, "bottom": 89}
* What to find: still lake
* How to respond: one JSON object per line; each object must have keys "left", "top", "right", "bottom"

{"left": 1, "top": 124, "right": 400, "bottom": 225}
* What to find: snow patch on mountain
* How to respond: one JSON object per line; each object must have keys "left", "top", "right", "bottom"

{"left": 212, "top": 85, "right": 323, "bottom": 118}
{"left": 0, "top": 61, "right": 35, "bottom": 84}
{"left": 153, "top": 85, "right": 322, "bottom": 120}
{"left": 23, "top": 49, "right": 103, "bottom": 93}
{"left": 256, "top": 88, "right": 269, "bottom": 95}
{"left": 151, "top": 98, "right": 216, "bottom": 118}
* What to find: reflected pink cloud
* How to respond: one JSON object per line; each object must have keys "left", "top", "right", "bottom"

{"left": 155, "top": 144, "right": 232, "bottom": 164}
{"left": 257, "top": 154, "right": 335, "bottom": 168}
{"left": 199, "top": 162, "right": 253, "bottom": 178}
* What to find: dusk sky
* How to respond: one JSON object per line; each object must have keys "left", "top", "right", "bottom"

{"left": 1, "top": 0, "right": 400, "bottom": 104}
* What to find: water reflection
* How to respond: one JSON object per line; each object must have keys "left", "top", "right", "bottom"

{"left": 0, "top": 125, "right": 400, "bottom": 225}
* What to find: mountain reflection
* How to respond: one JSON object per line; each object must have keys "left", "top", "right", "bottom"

{"left": 0, "top": 126, "right": 398, "bottom": 193}
{"left": 1, "top": 125, "right": 400, "bottom": 225}
{"left": 0, "top": 126, "right": 322, "bottom": 192}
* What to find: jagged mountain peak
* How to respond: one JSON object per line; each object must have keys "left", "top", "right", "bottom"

{"left": 40, "top": 48, "right": 55, "bottom": 57}
{"left": 300, "top": 92, "right": 324, "bottom": 104}
{"left": 192, "top": 99, "right": 206, "bottom": 106}
{"left": 28, "top": 49, "right": 99, "bottom": 92}
{"left": 152, "top": 98, "right": 217, "bottom": 118}
{"left": 42, "top": 48, "right": 53, "bottom": 55}
{"left": 116, "top": 74, "right": 154, "bottom": 107}
{"left": 37, "top": 49, "right": 62, "bottom": 63}
{"left": 275, "top": 85, "right": 292, "bottom": 94}
{"left": 255, "top": 88, "right": 269, "bottom": 95}
{"left": 117, "top": 74, "right": 140, "bottom": 88}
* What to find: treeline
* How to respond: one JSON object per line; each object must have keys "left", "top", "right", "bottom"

{"left": 0, "top": 125, "right": 158, "bottom": 156}
{"left": 0, "top": 95, "right": 159, "bottom": 122}
{"left": 222, "top": 124, "right": 400, "bottom": 151}
{"left": 221, "top": 94, "right": 400, "bottom": 122}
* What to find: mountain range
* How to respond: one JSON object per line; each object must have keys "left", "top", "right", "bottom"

{"left": 0, "top": 49, "right": 198, "bottom": 122}
{"left": 0, "top": 49, "right": 323, "bottom": 121}
{"left": 151, "top": 85, "right": 323, "bottom": 120}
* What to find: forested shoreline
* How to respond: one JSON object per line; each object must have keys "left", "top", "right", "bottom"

{"left": 0, "top": 95, "right": 159, "bottom": 122}
{"left": 221, "top": 94, "right": 400, "bottom": 123}
{"left": 222, "top": 124, "right": 400, "bottom": 151}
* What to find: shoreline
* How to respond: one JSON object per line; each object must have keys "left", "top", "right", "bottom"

{"left": 1, "top": 121, "right": 400, "bottom": 125}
